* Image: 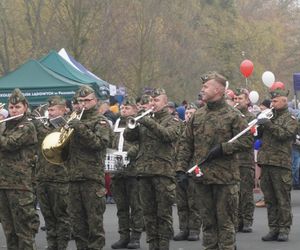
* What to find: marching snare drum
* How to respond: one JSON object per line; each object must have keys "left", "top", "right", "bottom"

{"left": 105, "top": 149, "right": 130, "bottom": 173}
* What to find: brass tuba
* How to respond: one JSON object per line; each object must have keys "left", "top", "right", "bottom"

{"left": 41, "top": 108, "right": 85, "bottom": 165}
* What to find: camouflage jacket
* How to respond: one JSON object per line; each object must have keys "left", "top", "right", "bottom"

{"left": 258, "top": 107, "right": 298, "bottom": 169}
{"left": 0, "top": 115, "right": 37, "bottom": 191}
{"left": 176, "top": 99, "right": 253, "bottom": 184}
{"left": 235, "top": 107, "right": 255, "bottom": 168}
{"left": 124, "top": 107, "right": 181, "bottom": 177}
{"left": 34, "top": 119, "right": 69, "bottom": 183}
{"left": 67, "top": 106, "right": 112, "bottom": 184}
{"left": 111, "top": 117, "right": 139, "bottom": 178}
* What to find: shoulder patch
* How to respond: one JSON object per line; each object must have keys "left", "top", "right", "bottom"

{"left": 173, "top": 117, "right": 179, "bottom": 122}
{"left": 291, "top": 115, "right": 296, "bottom": 120}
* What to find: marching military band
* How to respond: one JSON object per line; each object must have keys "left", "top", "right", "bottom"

{"left": 0, "top": 71, "right": 298, "bottom": 250}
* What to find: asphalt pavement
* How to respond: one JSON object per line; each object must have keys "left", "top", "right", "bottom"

{"left": 1, "top": 190, "right": 300, "bottom": 250}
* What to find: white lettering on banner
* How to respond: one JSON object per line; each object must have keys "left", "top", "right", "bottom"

{"left": 0, "top": 91, "right": 76, "bottom": 97}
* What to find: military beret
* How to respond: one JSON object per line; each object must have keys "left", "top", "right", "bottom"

{"left": 269, "top": 89, "right": 289, "bottom": 99}
{"left": 200, "top": 71, "right": 227, "bottom": 87}
{"left": 140, "top": 94, "right": 151, "bottom": 105}
{"left": 167, "top": 101, "right": 176, "bottom": 109}
{"left": 76, "top": 85, "right": 95, "bottom": 98}
{"left": 151, "top": 88, "right": 166, "bottom": 97}
{"left": 122, "top": 96, "right": 136, "bottom": 106}
{"left": 47, "top": 96, "right": 66, "bottom": 107}
{"left": 235, "top": 88, "right": 249, "bottom": 97}
{"left": 9, "top": 88, "right": 28, "bottom": 105}
{"left": 187, "top": 102, "right": 198, "bottom": 110}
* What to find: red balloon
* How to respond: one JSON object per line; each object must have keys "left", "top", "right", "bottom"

{"left": 270, "top": 81, "right": 285, "bottom": 91}
{"left": 240, "top": 59, "right": 254, "bottom": 78}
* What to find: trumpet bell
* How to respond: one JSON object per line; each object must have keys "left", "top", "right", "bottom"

{"left": 42, "top": 131, "right": 70, "bottom": 165}
{"left": 127, "top": 118, "right": 137, "bottom": 129}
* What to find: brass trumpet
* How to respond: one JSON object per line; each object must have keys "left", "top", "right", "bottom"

{"left": 127, "top": 108, "right": 153, "bottom": 129}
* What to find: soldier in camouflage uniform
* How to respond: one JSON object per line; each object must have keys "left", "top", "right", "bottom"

{"left": 174, "top": 103, "right": 201, "bottom": 241}
{"left": 0, "top": 89, "right": 39, "bottom": 249}
{"left": 234, "top": 88, "right": 255, "bottom": 233}
{"left": 124, "top": 88, "right": 181, "bottom": 250}
{"left": 257, "top": 86, "right": 298, "bottom": 242}
{"left": 67, "top": 85, "right": 112, "bottom": 250}
{"left": 111, "top": 96, "right": 144, "bottom": 249}
{"left": 176, "top": 72, "right": 252, "bottom": 250}
{"left": 34, "top": 96, "right": 71, "bottom": 249}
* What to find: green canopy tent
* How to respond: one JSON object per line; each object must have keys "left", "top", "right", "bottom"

{"left": 0, "top": 59, "right": 89, "bottom": 106}
{"left": 39, "top": 50, "right": 109, "bottom": 99}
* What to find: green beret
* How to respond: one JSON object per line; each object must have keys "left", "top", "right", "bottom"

{"left": 200, "top": 71, "right": 227, "bottom": 87}
{"left": 235, "top": 88, "right": 249, "bottom": 96}
{"left": 140, "top": 94, "right": 151, "bottom": 105}
{"left": 123, "top": 96, "right": 136, "bottom": 106}
{"left": 269, "top": 89, "right": 289, "bottom": 99}
{"left": 187, "top": 102, "right": 198, "bottom": 110}
{"left": 76, "top": 85, "right": 95, "bottom": 98}
{"left": 47, "top": 96, "right": 66, "bottom": 107}
{"left": 151, "top": 88, "right": 166, "bottom": 97}
{"left": 9, "top": 88, "right": 28, "bottom": 105}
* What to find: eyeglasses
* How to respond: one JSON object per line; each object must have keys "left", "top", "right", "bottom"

{"left": 77, "top": 98, "right": 95, "bottom": 103}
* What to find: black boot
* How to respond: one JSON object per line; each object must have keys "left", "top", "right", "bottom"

{"left": 187, "top": 230, "right": 200, "bottom": 241}
{"left": 261, "top": 232, "right": 278, "bottom": 241}
{"left": 173, "top": 230, "right": 188, "bottom": 241}
{"left": 277, "top": 232, "right": 289, "bottom": 242}
{"left": 111, "top": 238, "right": 130, "bottom": 249}
{"left": 242, "top": 225, "right": 253, "bottom": 233}
{"left": 127, "top": 232, "right": 141, "bottom": 249}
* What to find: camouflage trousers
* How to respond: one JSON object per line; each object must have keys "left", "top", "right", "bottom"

{"left": 111, "top": 177, "right": 144, "bottom": 239}
{"left": 69, "top": 181, "right": 106, "bottom": 250}
{"left": 195, "top": 183, "right": 239, "bottom": 250}
{"left": 138, "top": 176, "right": 176, "bottom": 249}
{"left": 0, "top": 189, "right": 39, "bottom": 250}
{"left": 176, "top": 177, "right": 201, "bottom": 233}
{"left": 260, "top": 165, "right": 292, "bottom": 234}
{"left": 238, "top": 167, "right": 255, "bottom": 228}
{"left": 36, "top": 182, "right": 71, "bottom": 250}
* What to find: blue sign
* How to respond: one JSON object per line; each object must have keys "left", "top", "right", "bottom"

{"left": 293, "top": 73, "right": 300, "bottom": 91}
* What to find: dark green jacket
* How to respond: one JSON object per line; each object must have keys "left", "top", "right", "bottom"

{"left": 67, "top": 106, "right": 112, "bottom": 184}
{"left": 235, "top": 107, "right": 255, "bottom": 168}
{"left": 0, "top": 115, "right": 37, "bottom": 191}
{"left": 34, "top": 119, "right": 69, "bottom": 183}
{"left": 258, "top": 107, "right": 298, "bottom": 169}
{"left": 124, "top": 107, "right": 181, "bottom": 177}
{"left": 176, "top": 99, "right": 253, "bottom": 184}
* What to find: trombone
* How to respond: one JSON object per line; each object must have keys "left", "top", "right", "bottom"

{"left": 127, "top": 108, "right": 153, "bottom": 129}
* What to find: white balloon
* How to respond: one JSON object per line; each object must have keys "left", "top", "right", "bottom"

{"left": 262, "top": 71, "right": 275, "bottom": 87}
{"left": 249, "top": 91, "right": 259, "bottom": 104}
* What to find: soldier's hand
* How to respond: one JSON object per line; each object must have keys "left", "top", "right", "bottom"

{"left": 175, "top": 171, "right": 189, "bottom": 190}
{"left": 206, "top": 144, "right": 223, "bottom": 162}
{"left": 256, "top": 118, "right": 271, "bottom": 126}
{"left": 138, "top": 116, "right": 154, "bottom": 126}
{"left": 68, "top": 118, "right": 82, "bottom": 129}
